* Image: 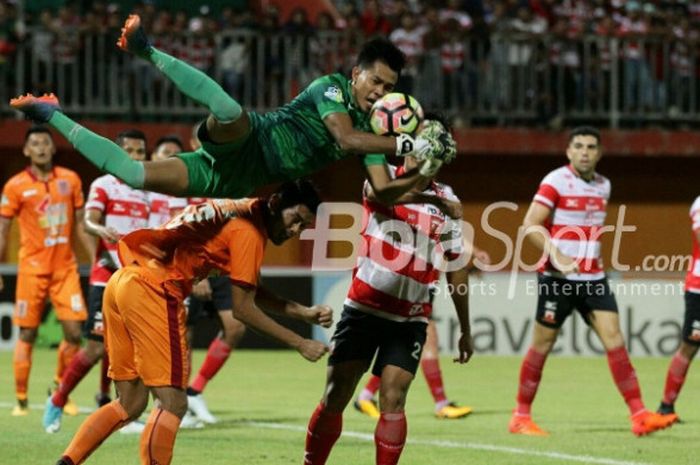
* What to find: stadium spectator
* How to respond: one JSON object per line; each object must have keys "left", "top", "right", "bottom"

{"left": 508, "top": 126, "right": 676, "bottom": 437}
{"left": 0, "top": 126, "right": 93, "bottom": 417}
{"left": 389, "top": 11, "right": 424, "bottom": 94}
{"left": 656, "top": 196, "right": 700, "bottom": 422}
{"left": 52, "top": 181, "right": 332, "bottom": 465}
{"left": 303, "top": 118, "right": 473, "bottom": 465}
{"left": 361, "top": 0, "right": 392, "bottom": 36}
{"left": 43, "top": 129, "right": 151, "bottom": 435}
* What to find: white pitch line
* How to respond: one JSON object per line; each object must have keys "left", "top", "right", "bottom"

{"left": 246, "top": 421, "right": 654, "bottom": 465}
{"left": 0, "top": 402, "right": 653, "bottom": 465}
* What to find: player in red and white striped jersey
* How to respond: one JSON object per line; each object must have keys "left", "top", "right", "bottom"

{"left": 304, "top": 119, "right": 473, "bottom": 465}
{"left": 509, "top": 126, "right": 675, "bottom": 437}
{"left": 147, "top": 135, "right": 188, "bottom": 228}
{"left": 656, "top": 196, "right": 700, "bottom": 420}
{"left": 44, "top": 130, "right": 150, "bottom": 434}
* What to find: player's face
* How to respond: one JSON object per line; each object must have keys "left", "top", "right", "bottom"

{"left": 269, "top": 204, "right": 315, "bottom": 245}
{"left": 120, "top": 137, "right": 147, "bottom": 161}
{"left": 566, "top": 135, "right": 601, "bottom": 177}
{"left": 23, "top": 133, "right": 56, "bottom": 167}
{"left": 151, "top": 142, "right": 182, "bottom": 161}
{"left": 351, "top": 61, "right": 399, "bottom": 113}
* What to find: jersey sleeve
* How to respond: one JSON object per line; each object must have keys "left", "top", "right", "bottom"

{"left": 71, "top": 173, "right": 85, "bottom": 210}
{"left": 691, "top": 197, "right": 700, "bottom": 232}
{"left": 0, "top": 181, "right": 19, "bottom": 218}
{"left": 86, "top": 178, "right": 108, "bottom": 212}
{"left": 362, "top": 154, "right": 387, "bottom": 166}
{"left": 226, "top": 223, "right": 266, "bottom": 289}
{"left": 307, "top": 76, "right": 349, "bottom": 120}
{"left": 533, "top": 172, "right": 560, "bottom": 209}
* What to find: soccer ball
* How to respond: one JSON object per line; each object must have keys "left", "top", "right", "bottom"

{"left": 369, "top": 93, "right": 424, "bottom": 136}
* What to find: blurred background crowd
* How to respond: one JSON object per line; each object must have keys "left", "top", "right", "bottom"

{"left": 2, "top": 0, "right": 700, "bottom": 128}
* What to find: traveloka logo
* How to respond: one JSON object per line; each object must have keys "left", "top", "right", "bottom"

{"left": 324, "top": 85, "right": 344, "bottom": 103}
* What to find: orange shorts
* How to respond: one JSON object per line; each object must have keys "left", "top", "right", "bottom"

{"left": 14, "top": 266, "right": 87, "bottom": 328}
{"left": 103, "top": 265, "right": 189, "bottom": 388}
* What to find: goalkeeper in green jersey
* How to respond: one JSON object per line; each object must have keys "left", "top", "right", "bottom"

{"left": 11, "top": 15, "right": 458, "bottom": 216}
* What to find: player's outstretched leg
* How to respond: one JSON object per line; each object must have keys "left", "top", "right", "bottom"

{"left": 10, "top": 93, "right": 145, "bottom": 189}
{"left": 118, "top": 14, "right": 242, "bottom": 125}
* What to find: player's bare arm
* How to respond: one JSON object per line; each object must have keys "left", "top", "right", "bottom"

{"left": 255, "top": 286, "right": 333, "bottom": 328}
{"left": 84, "top": 209, "right": 120, "bottom": 243}
{"left": 0, "top": 216, "right": 10, "bottom": 292}
{"left": 324, "top": 112, "right": 398, "bottom": 155}
{"left": 232, "top": 284, "right": 328, "bottom": 361}
{"left": 73, "top": 208, "right": 96, "bottom": 263}
{"left": 446, "top": 266, "right": 473, "bottom": 364}
{"left": 365, "top": 179, "right": 463, "bottom": 219}
{"left": 523, "top": 201, "right": 579, "bottom": 274}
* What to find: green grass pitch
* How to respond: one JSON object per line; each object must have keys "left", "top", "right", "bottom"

{"left": 0, "top": 349, "right": 697, "bottom": 464}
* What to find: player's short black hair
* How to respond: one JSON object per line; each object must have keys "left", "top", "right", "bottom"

{"left": 568, "top": 126, "right": 600, "bottom": 144}
{"left": 423, "top": 111, "right": 451, "bottom": 132}
{"left": 154, "top": 134, "right": 184, "bottom": 150}
{"left": 274, "top": 179, "right": 322, "bottom": 215}
{"left": 357, "top": 37, "right": 406, "bottom": 74}
{"left": 24, "top": 125, "right": 53, "bottom": 142}
{"left": 116, "top": 129, "right": 147, "bottom": 147}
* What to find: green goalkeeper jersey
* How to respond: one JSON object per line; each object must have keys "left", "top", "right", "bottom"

{"left": 251, "top": 73, "right": 384, "bottom": 178}
{"left": 180, "top": 73, "right": 386, "bottom": 198}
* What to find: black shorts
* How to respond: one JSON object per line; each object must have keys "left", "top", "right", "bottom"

{"left": 83, "top": 285, "right": 106, "bottom": 342}
{"left": 328, "top": 306, "right": 427, "bottom": 377}
{"left": 535, "top": 274, "right": 618, "bottom": 329}
{"left": 186, "top": 276, "right": 233, "bottom": 326}
{"left": 682, "top": 292, "right": 700, "bottom": 346}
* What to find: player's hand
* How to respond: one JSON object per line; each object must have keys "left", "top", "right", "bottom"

{"left": 303, "top": 304, "right": 334, "bottom": 328}
{"left": 191, "top": 279, "right": 213, "bottom": 301}
{"left": 99, "top": 226, "right": 121, "bottom": 243}
{"left": 453, "top": 332, "right": 474, "bottom": 364}
{"left": 421, "top": 120, "right": 458, "bottom": 163}
{"left": 296, "top": 338, "right": 329, "bottom": 362}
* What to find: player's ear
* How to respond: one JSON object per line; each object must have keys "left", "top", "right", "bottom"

{"left": 351, "top": 66, "right": 360, "bottom": 84}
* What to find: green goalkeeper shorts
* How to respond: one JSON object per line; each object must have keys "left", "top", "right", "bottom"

{"left": 177, "top": 126, "right": 277, "bottom": 198}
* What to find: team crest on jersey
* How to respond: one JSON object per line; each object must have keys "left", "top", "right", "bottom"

{"left": 324, "top": 85, "right": 344, "bottom": 103}
{"left": 691, "top": 321, "right": 700, "bottom": 341}
{"left": 544, "top": 310, "right": 557, "bottom": 323}
{"left": 57, "top": 180, "right": 70, "bottom": 196}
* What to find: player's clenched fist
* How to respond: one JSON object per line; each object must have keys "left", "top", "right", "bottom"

{"left": 297, "top": 339, "right": 329, "bottom": 362}
{"left": 304, "top": 304, "right": 334, "bottom": 328}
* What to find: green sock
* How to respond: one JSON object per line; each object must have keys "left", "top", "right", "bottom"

{"left": 148, "top": 47, "right": 242, "bottom": 123}
{"left": 49, "top": 112, "right": 145, "bottom": 188}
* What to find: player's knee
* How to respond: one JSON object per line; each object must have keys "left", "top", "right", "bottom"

{"left": 680, "top": 342, "right": 699, "bottom": 360}
{"left": 84, "top": 340, "right": 105, "bottom": 363}
{"left": 121, "top": 396, "right": 149, "bottom": 421}
{"left": 222, "top": 319, "right": 246, "bottom": 345}
{"left": 161, "top": 395, "right": 188, "bottom": 418}
{"left": 379, "top": 389, "right": 407, "bottom": 413}
{"left": 19, "top": 328, "right": 38, "bottom": 343}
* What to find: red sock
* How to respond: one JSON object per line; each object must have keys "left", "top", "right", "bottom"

{"left": 190, "top": 338, "right": 231, "bottom": 393}
{"left": 607, "top": 346, "right": 645, "bottom": 415}
{"left": 304, "top": 403, "right": 342, "bottom": 465}
{"left": 14, "top": 340, "right": 33, "bottom": 400}
{"left": 53, "top": 350, "right": 95, "bottom": 408}
{"left": 662, "top": 351, "right": 691, "bottom": 405}
{"left": 55, "top": 340, "right": 80, "bottom": 383}
{"left": 421, "top": 358, "right": 447, "bottom": 405}
{"left": 375, "top": 412, "right": 407, "bottom": 465}
{"left": 516, "top": 348, "right": 546, "bottom": 415}
{"left": 100, "top": 354, "right": 111, "bottom": 396}
{"left": 359, "top": 375, "right": 382, "bottom": 400}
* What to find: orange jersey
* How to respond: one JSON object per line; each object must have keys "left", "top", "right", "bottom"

{"left": 0, "top": 167, "right": 85, "bottom": 274}
{"left": 118, "top": 198, "right": 267, "bottom": 299}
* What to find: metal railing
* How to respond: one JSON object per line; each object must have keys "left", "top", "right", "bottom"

{"left": 2, "top": 29, "right": 699, "bottom": 127}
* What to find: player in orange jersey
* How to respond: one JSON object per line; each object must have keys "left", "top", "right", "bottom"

{"left": 54, "top": 180, "right": 332, "bottom": 465}
{"left": 0, "top": 126, "right": 95, "bottom": 416}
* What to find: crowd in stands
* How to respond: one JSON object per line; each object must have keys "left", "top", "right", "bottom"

{"left": 2, "top": 0, "right": 700, "bottom": 126}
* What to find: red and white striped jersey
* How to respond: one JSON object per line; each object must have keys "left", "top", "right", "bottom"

{"left": 345, "top": 166, "right": 465, "bottom": 323}
{"left": 86, "top": 175, "right": 150, "bottom": 285}
{"left": 533, "top": 165, "right": 610, "bottom": 281}
{"left": 147, "top": 192, "right": 187, "bottom": 228}
{"left": 685, "top": 196, "right": 700, "bottom": 293}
